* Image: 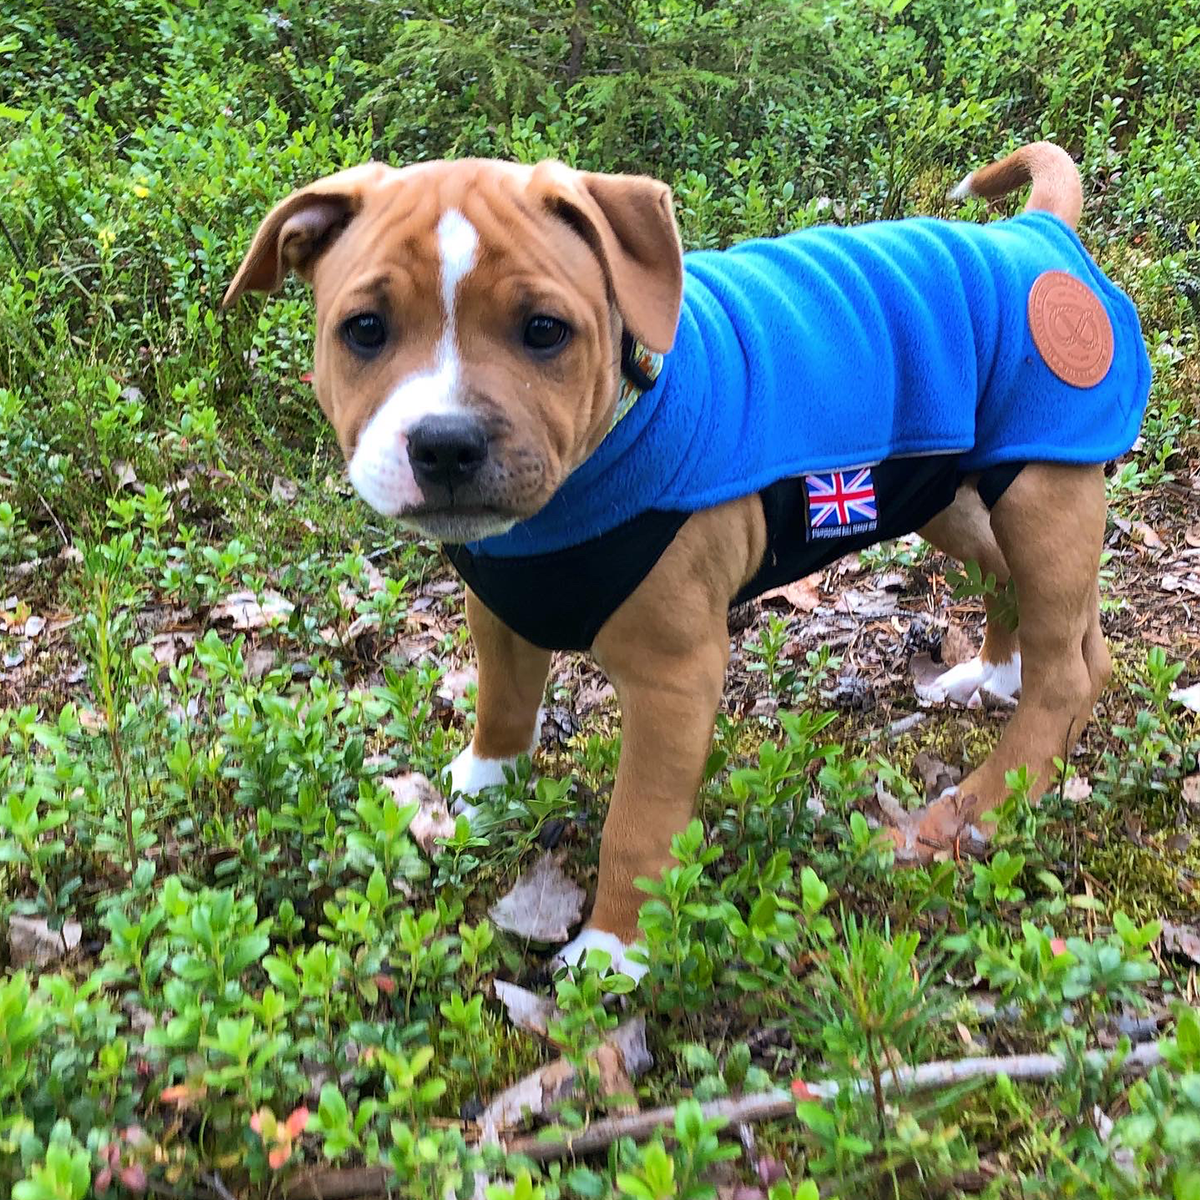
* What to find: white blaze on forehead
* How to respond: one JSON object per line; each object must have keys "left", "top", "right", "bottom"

{"left": 437, "top": 208, "right": 479, "bottom": 315}
{"left": 348, "top": 208, "right": 479, "bottom": 517}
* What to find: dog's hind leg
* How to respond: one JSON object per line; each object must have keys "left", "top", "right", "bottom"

{"left": 918, "top": 481, "right": 1021, "bottom": 706}
{"left": 897, "top": 463, "right": 1108, "bottom": 856}
{"left": 444, "top": 589, "right": 551, "bottom": 815}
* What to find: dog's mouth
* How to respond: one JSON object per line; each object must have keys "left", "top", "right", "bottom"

{"left": 399, "top": 505, "right": 518, "bottom": 543}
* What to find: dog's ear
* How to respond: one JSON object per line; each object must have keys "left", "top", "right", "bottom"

{"left": 533, "top": 162, "right": 683, "bottom": 354}
{"left": 222, "top": 163, "right": 393, "bottom": 308}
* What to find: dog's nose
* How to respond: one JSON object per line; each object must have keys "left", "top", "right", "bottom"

{"left": 407, "top": 414, "right": 488, "bottom": 488}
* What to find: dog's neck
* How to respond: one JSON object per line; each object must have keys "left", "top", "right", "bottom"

{"left": 610, "top": 332, "right": 663, "bottom": 434}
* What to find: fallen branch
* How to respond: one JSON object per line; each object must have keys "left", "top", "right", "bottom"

{"left": 502, "top": 1041, "right": 1163, "bottom": 1161}
{"left": 285, "top": 1166, "right": 390, "bottom": 1199}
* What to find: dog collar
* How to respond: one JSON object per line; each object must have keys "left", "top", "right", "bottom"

{"left": 609, "top": 332, "right": 663, "bottom": 433}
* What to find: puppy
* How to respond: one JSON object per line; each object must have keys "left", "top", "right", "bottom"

{"left": 225, "top": 144, "right": 1150, "bottom": 976}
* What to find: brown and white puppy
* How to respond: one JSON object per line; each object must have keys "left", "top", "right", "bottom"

{"left": 225, "top": 148, "right": 1114, "bottom": 976}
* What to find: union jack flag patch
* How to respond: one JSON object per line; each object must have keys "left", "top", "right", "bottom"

{"left": 805, "top": 467, "right": 878, "bottom": 539}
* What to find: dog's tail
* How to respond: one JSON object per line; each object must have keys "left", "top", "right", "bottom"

{"left": 950, "top": 142, "right": 1082, "bottom": 229}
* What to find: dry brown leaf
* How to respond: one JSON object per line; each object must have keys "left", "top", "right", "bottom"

{"left": 210, "top": 590, "right": 294, "bottom": 630}
{"left": 1162, "top": 920, "right": 1200, "bottom": 965}
{"left": 759, "top": 577, "right": 821, "bottom": 612}
{"left": 381, "top": 773, "right": 455, "bottom": 855}
{"left": 1182, "top": 775, "right": 1200, "bottom": 807}
{"left": 1186, "top": 524, "right": 1200, "bottom": 549}
{"left": 488, "top": 852, "right": 585, "bottom": 943}
{"left": 941, "top": 621, "right": 974, "bottom": 667}
{"left": 1131, "top": 520, "right": 1164, "bottom": 550}
{"left": 8, "top": 915, "right": 82, "bottom": 968}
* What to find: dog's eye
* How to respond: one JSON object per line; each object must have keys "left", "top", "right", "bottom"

{"left": 523, "top": 315, "right": 570, "bottom": 355}
{"left": 341, "top": 313, "right": 387, "bottom": 354}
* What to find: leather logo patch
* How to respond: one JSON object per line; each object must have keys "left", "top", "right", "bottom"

{"left": 1027, "top": 270, "right": 1114, "bottom": 388}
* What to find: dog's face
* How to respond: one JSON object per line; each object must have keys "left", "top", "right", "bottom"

{"left": 224, "top": 160, "right": 683, "bottom": 542}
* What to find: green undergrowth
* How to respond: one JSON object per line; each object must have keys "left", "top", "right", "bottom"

{"left": 3, "top": 0, "right": 1200, "bottom": 1195}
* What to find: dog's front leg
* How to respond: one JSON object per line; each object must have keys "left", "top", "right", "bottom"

{"left": 557, "top": 500, "right": 765, "bottom": 978}
{"left": 446, "top": 588, "right": 551, "bottom": 813}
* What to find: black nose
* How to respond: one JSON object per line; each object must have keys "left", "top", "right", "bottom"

{"left": 407, "top": 414, "right": 488, "bottom": 488}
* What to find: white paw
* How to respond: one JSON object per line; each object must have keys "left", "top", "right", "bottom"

{"left": 926, "top": 653, "right": 1021, "bottom": 707}
{"left": 443, "top": 711, "right": 544, "bottom": 816}
{"left": 444, "top": 746, "right": 512, "bottom": 816}
{"left": 554, "top": 928, "right": 648, "bottom": 983}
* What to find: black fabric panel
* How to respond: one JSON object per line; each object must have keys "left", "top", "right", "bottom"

{"left": 445, "top": 508, "right": 692, "bottom": 651}
{"left": 736, "top": 455, "right": 961, "bottom": 602}
{"left": 976, "top": 461, "right": 1026, "bottom": 510}
{"left": 446, "top": 458, "right": 1029, "bottom": 652}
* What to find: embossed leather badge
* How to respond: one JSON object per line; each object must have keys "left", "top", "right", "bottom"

{"left": 1027, "top": 269, "right": 1114, "bottom": 388}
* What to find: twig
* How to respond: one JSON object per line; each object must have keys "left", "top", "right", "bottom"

{"left": 37, "top": 492, "right": 70, "bottom": 549}
{"left": 200, "top": 1172, "right": 238, "bottom": 1200}
{"left": 502, "top": 1042, "right": 1163, "bottom": 1161}
{"left": 883, "top": 711, "right": 928, "bottom": 739}
{"left": 285, "top": 1166, "right": 391, "bottom": 1199}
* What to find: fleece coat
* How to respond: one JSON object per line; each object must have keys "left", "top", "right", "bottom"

{"left": 468, "top": 209, "right": 1150, "bottom": 560}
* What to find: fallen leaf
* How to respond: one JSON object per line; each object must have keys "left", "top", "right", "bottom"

{"left": 913, "top": 751, "right": 961, "bottom": 800}
{"left": 576, "top": 680, "right": 616, "bottom": 713}
{"left": 113, "top": 460, "right": 138, "bottom": 489}
{"left": 1183, "top": 775, "right": 1200, "bottom": 807}
{"left": 271, "top": 477, "right": 299, "bottom": 503}
{"left": 909, "top": 652, "right": 945, "bottom": 702}
{"left": 488, "top": 852, "right": 585, "bottom": 943}
{"left": 7, "top": 915, "right": 82, "bottom": 968}
{"left": 380, "top": 773, "right": 454, "bottom": 855}
{"left": 759, "top": 577, "right": 820, "bottom": 612}
{"left": 757, "top": 1159, "right": 786, "bottom": 1187}
{"left": 1162, "top": 920, "right": 1200, "bottom": 965}
{"left": 941, "top": 620, "right": 974, "bottom": 667}
{"left": 479, "top": 1018, "right": 650, "bottom": 1131}
{"left": 494, "top": 980, "right": 559, "bottom": 1038}
{"left": 437, "top": 667, "right": 477, "bottom": 704}
{"left": 479, "top": 1056, "right": 575, "bottom": 1132}
{"left": 210, "top": 590, "right": 294, "bottom": 630}
{"left": 23, "top": 614, "right": 46, "bottom": 638}
{"left": 245, "top": 648, "right": 277, "bottom": 680}
{"left": 1062, "top": 775, "right": 1093, "bottom": 803}
{"left": 1131, "top": 520, "right": 1164, "bottom": 550}
{"left": 1186, "top": 523, "right": 1200, "bottom": 549}
{"left": 1161, "top": 574, "right": 1200, "bottom": 596}
{"left": 1171, "top": 682, "right": 1200, "bottom": 713}
{"left": 834, "top": 586, "right": 901, "bottom": 617}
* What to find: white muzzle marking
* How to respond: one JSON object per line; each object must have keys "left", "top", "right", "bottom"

{"left": 348, "top": 209, "right": 479, "bottom": 517}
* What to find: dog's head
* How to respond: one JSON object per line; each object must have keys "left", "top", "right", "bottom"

{"left": 224, "top": 159, "right": 683, "bottom": 542}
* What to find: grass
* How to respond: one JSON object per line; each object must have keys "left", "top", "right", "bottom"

{"left": 2, "top": 0, "right": 1200, "bottom": 1195}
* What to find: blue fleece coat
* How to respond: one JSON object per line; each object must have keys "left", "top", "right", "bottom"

{"left": 470, "top": 210, "right": 1151, "bottom": 558}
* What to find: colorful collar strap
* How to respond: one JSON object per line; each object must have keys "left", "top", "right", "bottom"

{"left": 609, "top": 332, "right": 663, "bottom": 433}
